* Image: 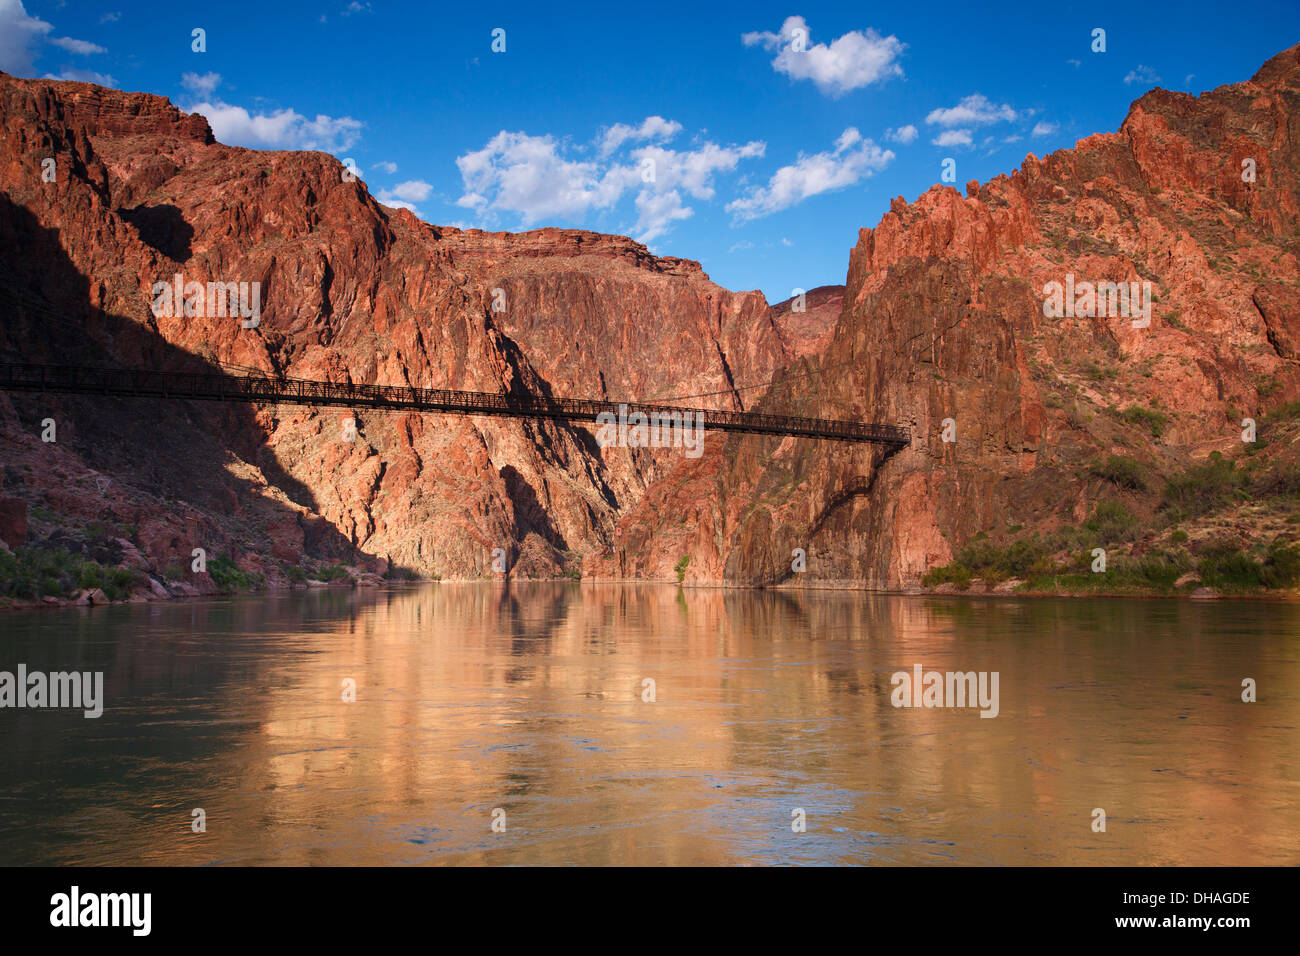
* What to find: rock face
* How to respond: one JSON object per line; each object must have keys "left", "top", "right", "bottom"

{"left": 2, "top": 44, "right": 1299, "bottom": 592}
{"left": 0, "top": 71, "right": 804, "bottom": 584}
{"left": 590, "top": 44, "right": 1300, "bottom": 586}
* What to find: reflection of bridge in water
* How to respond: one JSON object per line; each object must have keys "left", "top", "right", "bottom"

{"left": 2, "top": 361, "right": 915, "bottom": 447}
{"left": 0, "top": 362, "right": 912, "bottom": 447}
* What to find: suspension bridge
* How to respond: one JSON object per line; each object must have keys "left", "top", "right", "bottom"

{"left": 0, "top": 361, "right": 911, "bottom": 447}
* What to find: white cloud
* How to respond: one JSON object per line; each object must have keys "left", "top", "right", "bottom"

{"left": 1067, "top": 58, "right": 1082, "bottom": 68}
{"left": 1031, "top": 121, "right": 1058, "bottom": 137}
{"left": 728, "top": 240, "right": 754, "bottom": 253}
{"left": 378, "top": 198, "right": 419, "bottom": 213}
{"left": 634, "top": 189, "right": 693, "bottom": 239}
{"left": 742, "top": 15, "right": 904, "bottom": 97}
{"left": 456, "top": 130, "right": 628, "bottom": 222}
{"left": 598, "top": 116, "right": 682, "bottom": 157}
{"left": 455, "top": 125, "right": 765, "bottom": 244}
{"left": 43, "top": 69, "right": 117, "bottom": 87}
{"left": 726, "top": 127, "right": 892, "bottom": 221}
{"left": 100, "top": 12, "right": 121, "bottom": 23}
{"left": 379, "top": 180, "right": 433, "bottom": 203}
{"left": 48, "top": 36, "right": 106, "bottom": 55}
{"left": 885, "top": 124, "right": 918, "bottom": 144}
{"left": 0, "top": 0, "right": 53, "bottom": 74}
{"left": 1124, "top": 65, "right": 1161, "bottom": 86}
{"left": 781, "top": 237, "right": 793, "bottom": 246}
{"left": 926, "top": 93, "right": 1017, "bottom": 127}
{"left": 931, "top": 129, "right": 973, "bottom": 148}
{"left": 188, "top": 100, "right": 362, "bottom": 151}
{"left": 180, "top": 71, "right": 221, "bottom": 96}
{"left": 341, "top": 1, "right": 371, "bottom": 15}
{"left": 372, "top": 160, "right": 398, "bottom": 174}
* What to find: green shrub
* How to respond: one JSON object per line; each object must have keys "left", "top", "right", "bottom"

{"left": 1261, "top": 542, "right": 1300, "bottom": 588}
{"left": 674, "top": 555, "right": 690, "bottom": 584}
{"left": 1264, "top": 400, "right": 1300, "bottom": 423}
{"left": 1091, "top": 454, "right": 1146, "bottom": 490}
{"left": 207, "top": 554, "right": 264, "bottom": 593}
{"left": 1254, "top": 464, "right": 1300, "bottom": 498}
{"left": 1196, "top": 542, "right": 1262, "bottom": 590}
{"left": 314, "top": 563, "right": 351, "bottom": 583}
{"left": 0, "top": 545, "right": 135, "bottom": 601}
{"left": 921, "top": 562, "right": 974, "bottom": 589}
{"left": 1161, "top": 452, "right": 1246, "bottom": 517}
{"left": 1118, "top": 404, "right": 1169, "bottom": 438}
{"left": 1084, "top": 500, "right": 1141, "bottom": 543}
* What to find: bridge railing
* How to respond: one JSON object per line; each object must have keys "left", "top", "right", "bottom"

{"left": 0, "top": 361, "right": 910, "bottom": 446}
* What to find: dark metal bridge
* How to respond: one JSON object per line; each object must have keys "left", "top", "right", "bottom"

{"left": 0, "top": 362, "right": 911, "bottom": 447}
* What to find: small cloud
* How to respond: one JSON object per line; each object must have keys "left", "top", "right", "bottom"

{"left": 781, "top": 237, "right": 793, "bottom": 246}
{"left": 1031, "top": 121, "right": 1058, "bottom": 137}
{"left": 926, "top": 93, "right": 1017, "bottom": 127}
{"left": 728, "top": 240, "right": 755, "bottom": 253}
{"left": 885, "top": 124, "right": 918, "bottom": 144}
{"left": 1067, "top": 58, "right": 1082, "bottom": 68}
{"left": 931, "top": 129, "right": 972, "bottom": 148}
{"left": 1124, "top": 65, "right": 1161, "bottom": 86}
{"left": 742, "top": 15, "right": 905, "bottom": 97}
{"left": 100, "top": 12, "right": 121, "bottom": 23}
{"left": 598, "top": 116, "right": 682, "bottom": 158}
{"left": 380, "top": 180, "right": 433, "bottom": 203}
{"left": 726, "top": 127, "right": 893, "bottom": 220}
{"left": 43, "top": 69, "right": 117, "bottom": 87}
{"left": 372, "top": 160, "right": 398, "bottom": 174}
{"left": 378, "top": 198, "right": 419, "bottom": 213}
{"left": 1185, "top": 73, "right": 1195, "bottom": 85}
{"left": 48, "top": 36, "right": 106, "bottom": 55}
{"left": 340, "top": 2, "right": 371, "bottom": 15}
{"left": 180, "top": 71, "right": 221, "bottom": 96}
{"left": 187, "top": 100, "right": 363, "bottom": 151}
{"left": 1002, "top": 134, "right": 1022, "bottom": 144}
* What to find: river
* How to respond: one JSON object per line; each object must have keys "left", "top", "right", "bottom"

{"left": 1, "top": 583, "right": 1296, "bottom": 865}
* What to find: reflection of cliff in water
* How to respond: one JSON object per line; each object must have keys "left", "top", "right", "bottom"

{"left": 1, "top": 585, "right": 1296, "bottom": 865}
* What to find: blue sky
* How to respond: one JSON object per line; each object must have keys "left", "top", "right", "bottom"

{"left": 4, "top": 1, "right": 1298, "bottom": 302}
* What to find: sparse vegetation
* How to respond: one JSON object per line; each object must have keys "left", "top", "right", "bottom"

{"left": 1117, "top": 404, "right": 1169, "bottom": 438}
{"left": 0, "top": 545, "right": 136, "bottom": 601}
{"left": 1160, "top": 452, "right": 1247, "bottom": 518}
{"left": 1091, "top": 454, "right": 1147, "bottom": 490}
{"left": 207, "top": 554, "right": 265, "bottom": 593}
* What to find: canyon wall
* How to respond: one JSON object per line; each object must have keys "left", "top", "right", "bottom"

{"left": 2, "top": 44, "right": 1299, "bottom": 595}
{"left": 594, "top": 44, "right": 1300, "bottom": 587}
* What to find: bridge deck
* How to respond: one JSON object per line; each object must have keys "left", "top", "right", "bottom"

{"left": 0, "top": 362, "right": 910, "bottom": 446}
